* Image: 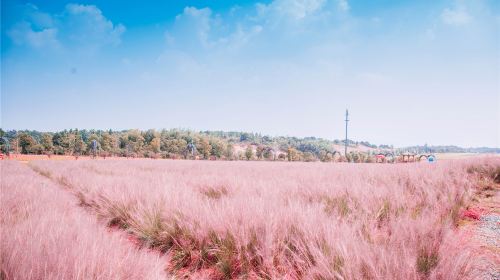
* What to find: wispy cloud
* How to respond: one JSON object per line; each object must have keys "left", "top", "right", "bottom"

{"left": 337, "top": 0, "right": 350, "bottom": 12}
{"left": 167, "top": 7, "right": 215, "bottom": 50}
{"left": 441, "top": 6, "right": 472, "bottom": 26}
{"left": 164, "top": 0, "right": 351, "bottom": 57}
{"left": 165, "top": 6, "right": 264, "bottom": 56}
{"left": 257, "top": 0, "right": 327, "bottom": 20}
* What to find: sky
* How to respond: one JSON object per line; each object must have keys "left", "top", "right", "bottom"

{"left": 1, "top": 0, "right": 499, "bottom": 148}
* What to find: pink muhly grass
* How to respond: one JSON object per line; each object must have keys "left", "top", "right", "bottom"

{"left": 0, "top": 161, "right": 168, "bottom": 280}
{"left": 22, "top": 156, "right": 500, "bottom": 279}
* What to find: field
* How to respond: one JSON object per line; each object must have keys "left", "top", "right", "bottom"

{"left": 1, "top": 157, "right": 499, "bottom": 279}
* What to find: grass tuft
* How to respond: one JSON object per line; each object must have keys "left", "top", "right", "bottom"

{"left": 200, "top": 186, "right": 229, "bottom": 199}
{"left": 323, "top": 195, "right": 351, "bottom": 218}
{"left": 416, "top": 249, "right": 439, "bottom": 276}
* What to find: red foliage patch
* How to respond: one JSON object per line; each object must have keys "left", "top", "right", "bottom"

{"left": 460, "top": 208, "right": 483, "bottom": 220}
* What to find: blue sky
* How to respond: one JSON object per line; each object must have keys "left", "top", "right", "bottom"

{"left": 1, "top": 0, "right": 499, "bottom": 147}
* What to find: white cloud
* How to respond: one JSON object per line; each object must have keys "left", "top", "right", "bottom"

{"left": 7, "top": 3, "right": 125, "bottom": 50}
{"left": 256, "top": 0, "right": 327, "bottom": 21}
{"left": 226, "top": 24, "right": 263, "bottom": 50}
{"left": 7, "top": 4, "right": 59, "bottom": 48}
{"left": 337, "top": 0, "right": 350, "bottom": 12}
{"left": 441, "top": 7, "right": 472, "bottom": 26}
{"left": 170, "top": 7, "right": 213, "bottom": 49}
{"left": 164, "top": 0, "right": 353, "bottom": 57}
{"left": 24, "top": 3, "right": 54, "bottom": 28}
{"left": 8, "top": 22, "right": 59, "bottom": 48}
{"left": 162, "top": 0, "right": 356, "bottom": 61}
{"left": 166, "top": 6, "right": 264, "bottom": 54}
{"left": 63, "top": 4, "right": 125, "bottom": 47}
{"left": 277, "top": 0, "right": 327, "bottom": 19}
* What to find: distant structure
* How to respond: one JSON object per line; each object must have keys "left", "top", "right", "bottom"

{"left": 401, "top": 152, "right": 416, "bottom": 162}
{"left": 375, "top": 153, "right": 386, "bottom": 163}
{"left": 91, "top": 140, "right": 98, "bottom": 158}
{"left": 344, "top": 109, "right": 349, "bottom": 156}
{"left": 418, "top": 153, "right": 436, "bottom": 162}
{"left": 187, "top": 142, "right": 196, "bottom": 157}
{"left": 375, "top": 152, "right": 395, "bottom": 163}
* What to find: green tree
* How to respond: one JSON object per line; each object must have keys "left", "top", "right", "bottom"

{"left": 40, "top": 133, "right": 54, "bottom": 154}
{"left": 197, "top": 138, "right": 211, "bottom": 159}
{"left": 32, "top": 144, "right": 44, "bottom": 154}
{"left": 18, "top": 133, "right": 37, "bottom": 154}
{"left": 10, "top": 138, "right": 19, "bottom": 154}
{"left": 52, "top": 131, "right": 71, "bottom": 154}
{"left": 73, "top": 133, "right": 86, "bottom": 155}
{"left": 245, "top": 146, "right": 253, "bottom": 160}
{"left": 150, "top": 136, "right": 161, "bottom": 153}
{"left": 143, "top": 129, "right": 157, "bottom": 145}
{"left": 0, "top": 129, "right": 11, "bottom": 153}
{"left": 126, "top": 129, "right": 145, "bottom": 154}
{"left": 100, "top": 132, "right": 118, "bottom": 154}
{"left": 287, "top": 147, "right": 299, "bottom": 161}
{"left": 165, "top": 139, "right": 187, "bottom": 155}
{"left": 319, "top": 151, "right": 334, "bottom": 162}
{"left": 256, "top": 145, "right": 264, "bottom": 159}
{"left": 263, "top": 147, "right": 274, "bottom": 160}
{"left": 209, "top": 139, "right": 225, "bottom": 158}
{"left": 303, "top": 152, "right": 316, "bottom": 162}
{"left": 224, "top": 144, "right": 234, "bottom": 159}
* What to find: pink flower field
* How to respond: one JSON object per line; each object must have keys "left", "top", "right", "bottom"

{"left": 1, "top": 157, "right": 499, "bottom": 279}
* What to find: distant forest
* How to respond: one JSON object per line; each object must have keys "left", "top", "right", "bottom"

{"left": 0, "top": 129, "right": 497, "bottom": 162}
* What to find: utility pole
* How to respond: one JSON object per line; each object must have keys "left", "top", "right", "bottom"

{"left": 344, "top": 109, "right": 349, "bottom": 156}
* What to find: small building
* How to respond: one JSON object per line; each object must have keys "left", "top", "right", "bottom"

{"left": 400, "top": 152, "right": 416, "bottom": 162}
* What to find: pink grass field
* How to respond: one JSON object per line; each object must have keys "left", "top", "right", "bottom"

{"left": 0, "top": 162, "right": 167, "bottom": 280}
{"left": 1, "top": 157, "right": 499, "bottom": 279}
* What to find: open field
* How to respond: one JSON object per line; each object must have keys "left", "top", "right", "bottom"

{"left": 1, "top": 157, "right": 499, "bottom": 279}
{"left": 433, "top": 153, "right": 491, "bottom": 160}
{"left": 2, "top": 152, "right": 497, "bottom": 164}
{"left": 3, "top": 1, "right": 498, "bottom": 280}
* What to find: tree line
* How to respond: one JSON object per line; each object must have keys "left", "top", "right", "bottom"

{"left": 0, "top": 129, "right": 390, "bottom": 162}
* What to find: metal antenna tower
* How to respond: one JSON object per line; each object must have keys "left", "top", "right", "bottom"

{"left": 344, "top": 109, "right": 349, "bottom": 156}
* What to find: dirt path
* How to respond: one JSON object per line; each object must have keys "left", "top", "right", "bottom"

{"left": 475, "top": 213, "right": 500, "bottom": 279}
{"left": 458, "top": 169, "right": 500, "bottom": 279}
